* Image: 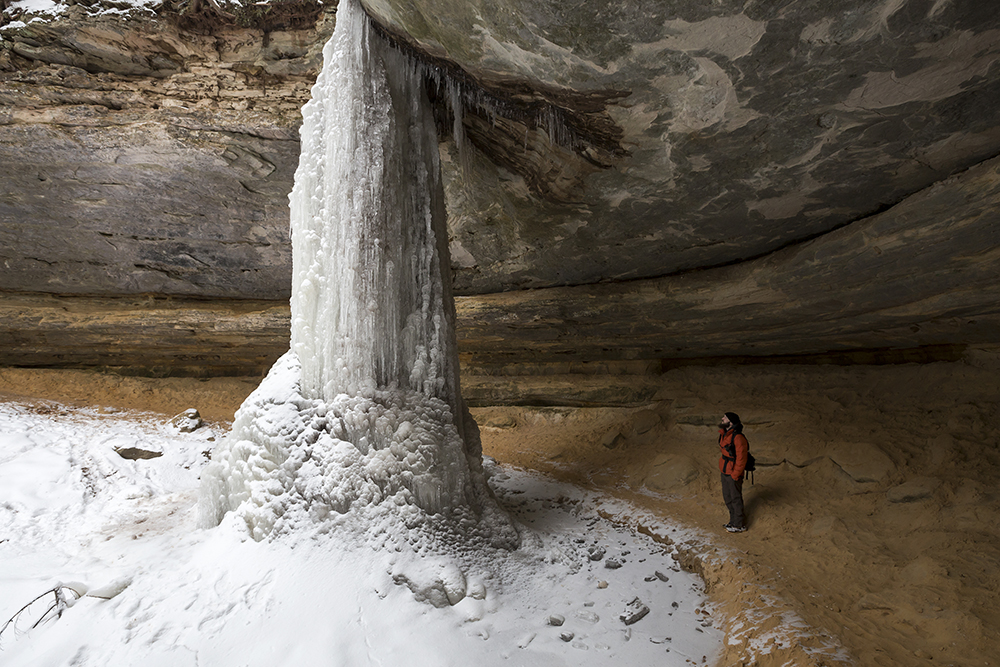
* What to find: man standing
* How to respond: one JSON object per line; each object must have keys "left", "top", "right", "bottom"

{"left": 718, "top": 412, "right": 749, "bottom": 533}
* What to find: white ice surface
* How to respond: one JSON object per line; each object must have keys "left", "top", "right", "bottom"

{"left": 0, "top": 400, "right": 722, "bottom": 666}
{"left": 202, "top": 0, "right": 511, "bottom": 544}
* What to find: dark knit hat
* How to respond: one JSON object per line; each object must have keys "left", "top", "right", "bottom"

{"left": 724, "top": 412, "right": 743, "bottom": 434}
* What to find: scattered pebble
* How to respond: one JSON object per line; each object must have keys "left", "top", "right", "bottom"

{"left": 655, "top": 571, "right": 669, "bottom": 582}
{"left": 548, "top": 614, "right": 565, "bottom": 626}
{"left": 604, "top": 558, "right": 622, "bottom": 569}
{"left": 620, "top": 597, "right": 650, "bottom": 626}
{"left": 588, "top": 546, "right": 606, "bottom": 561}
{"left": 559, "top": 631, "right": 575, "bottom": 642}
{"left": 597, "top": 580, "right": 608, "bottom": 589}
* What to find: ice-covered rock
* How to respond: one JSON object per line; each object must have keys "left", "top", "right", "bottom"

{"left": 391, "top": 557, "right": 468, "bottom": 607}
{"left": 170, "top": 409, "right": 203, "bottom": 433}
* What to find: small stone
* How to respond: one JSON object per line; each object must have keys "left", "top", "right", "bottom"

{"left": 655, "top": 571, "right": 669, "bottom": 581}
{"left": 588, "top": 546, "right": 606, "bottom": 561}
{"left": 115, "top": 443, "right": 163, "bottom": 460}
{"left": 620, "top": 597, "right": 650, "bottom": 626}
{"left": 644, "top": 576, "right": 657, "bottom": 582}
{"left": 547, "top": 614, "right": 565, "bottom": 626}
{"left": 631, "top": 410, "right": 660, "bottom": 434}
{"left": 601, "top": 429, "right": 626, "bottom": 449}
{"left": 604, "top": 558, "right": 622, "bottom": 569}
{"left": 597, "top": 580, "right": 608, "bottom": 589}
{"left": 886, "top": 477, "right": 940, "bottom": 503}
{"left": 170, "top": 408, "right": 203, "bottom": 433}
{"left": 559, "top": 631, "right": 574, "bottom": 642}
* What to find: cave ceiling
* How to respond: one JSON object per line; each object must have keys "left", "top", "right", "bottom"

{"left": 0, "top": 0, "right": 999, "bottom": 370}
{"left": 361, "top": 0, "right": 1000, "bottom": 292}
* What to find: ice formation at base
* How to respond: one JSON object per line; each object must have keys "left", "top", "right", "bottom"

{"left": 200, "top": 0, "right": 517, "bottom": 549}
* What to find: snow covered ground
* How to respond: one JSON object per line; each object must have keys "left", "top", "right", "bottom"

{"left": 0, "top": 399, "right": 722, "bottom": 666}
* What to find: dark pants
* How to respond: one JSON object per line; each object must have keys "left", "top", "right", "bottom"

{"left": 721, "top": 473, "right": 745, "bottom": 528}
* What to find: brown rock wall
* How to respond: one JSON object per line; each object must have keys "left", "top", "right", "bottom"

{"left": 0, "top": 7, "right": 334, "bottom": 298}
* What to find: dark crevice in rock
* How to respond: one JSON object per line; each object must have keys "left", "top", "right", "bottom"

{"left": 658, "top": 345, "right": 969, "bottom": 371}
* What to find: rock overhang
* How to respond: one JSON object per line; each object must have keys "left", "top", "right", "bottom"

{"left": 1, "top": 0, "right": 999, "bottom": 371}
{"left": 358, "top": 0, "right": 1000, "bottom": 292}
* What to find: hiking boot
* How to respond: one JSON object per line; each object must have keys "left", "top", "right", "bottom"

{"left": 726, "top": 525, "right": 747, "bottom": 533}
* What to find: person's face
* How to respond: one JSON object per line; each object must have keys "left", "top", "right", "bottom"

{"left": 720, "top": 416, "right": 731, "bottom": 430}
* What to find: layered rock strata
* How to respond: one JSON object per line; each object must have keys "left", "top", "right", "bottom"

{"left": 1, "top": 0, "right": 999, "bottom": 384}
{"left": 1, "top": 6, "right": 334, "bottom": 298}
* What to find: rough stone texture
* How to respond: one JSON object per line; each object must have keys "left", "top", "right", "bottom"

{"left": 1, "top": 151, "right": 998, "bottom": 380}
{"left": 0, "top": 291, "right": 289, "bottom": 376}
{"left": 0, "top": 7, "right": 334, "bottom": 298}
{"left": 362, "top": 0, "right": 1000, "bottom": 292}
{"left": 455, "top": 156, "right": 1000, "bottom": 364}
{"left": 1, "top": 0, "right": 1000, "bottom": 377}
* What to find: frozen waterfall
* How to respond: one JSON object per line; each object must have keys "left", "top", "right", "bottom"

{"left": 199, "top": 0, "right": 517, "bottom": 549}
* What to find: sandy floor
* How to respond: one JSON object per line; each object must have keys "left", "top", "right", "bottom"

{"left": 2, "top": 350, "right": 997, "bottom": 667}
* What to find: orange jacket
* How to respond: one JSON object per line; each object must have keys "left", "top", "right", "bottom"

{"left": 718, "top": 429, "right": 749, "bottom": 480}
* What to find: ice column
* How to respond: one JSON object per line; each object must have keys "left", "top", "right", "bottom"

{"left": 290, "top": 0, "right": 459, "bottom": 411}
{"left": 200, "top": 0, "right": 516, "bottom": 547}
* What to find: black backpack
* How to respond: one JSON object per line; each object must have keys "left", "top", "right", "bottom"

{"left": 723, "top": 433, "right": 756, "bottom": 484}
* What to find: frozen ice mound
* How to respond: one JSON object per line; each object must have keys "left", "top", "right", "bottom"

{"left": 199, "top": 352, "right": 518, "bottom": 549}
